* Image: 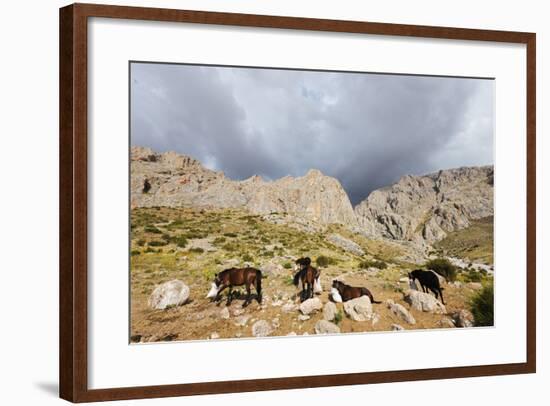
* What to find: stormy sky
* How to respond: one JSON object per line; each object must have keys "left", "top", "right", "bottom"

{"left": 130, "top": 62, "right": 494, "bottom": 205}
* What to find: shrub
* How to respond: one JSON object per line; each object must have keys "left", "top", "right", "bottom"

{"left": 316, "top": 255, "right": 337, "bottom": 267}
{"left": 173, "top": 236, "right": 187, "bottom": 248}
{"left": 333, "top": 311, "right": 343, "bottom": 325}
{"left": 144, "top": 225, "right": 162, "bottom": 234}
{"left": 359, "top": 259, "right": 387, "bottom": 270}
{"left": 242, "top": 253, "right": 253, "bottom": 262}
{"left": 283, "top": 262, "right": 292, "bottom": 269}
{"left": 213, "top": 236, "right": 227, "bottom": 245}
{"left": 224, "top": 232, "right": 237, "bottom": 238}
{"left": 148, "top": 240, "right": 167, "bottom": 247}
{"left": 189, "top": 247, "right": 204, "bottom": 254}
{"left": 222, "top": 243, "right": 238, "bottom": 251}
{"left": 136, "top": 239, "right": 146, "bottom": 246}
{"left": 425, "top": 258, "right": 457, "bottom": 281}
{"left": 470, "top": 284, "right": 494, "bottom": 326}
{"left": 130, "top": 250, "right": 141, "bottom": 256}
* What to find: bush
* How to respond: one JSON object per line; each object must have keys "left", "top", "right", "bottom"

{"left": 144, "top": 225, "right": 162, "bottom": 234}
{"left": 316, "top": 255, "right": 337, "bottom": 267}
{"left": 136, "top": 239, "right": 146, "bottom": 246}
{"left": 130, "top": 250, "right": 141, "bottom": 256}
{"left": 242, "top": 253, "right": 253, "bottom": 262}
{"left": 283, "top": 262, "right": 292, "bottom": 269}
{"left": 333, "top": 310, "right": 343, "bottom": 325}
{"left": 470, "top": 285, "right": 494, "bottom": 326}
{"left": 189, "top": 247, "right": 204, "bottom": 254}
{"left": 173, "top": 236, "right": 187, "bottom": 248}
{"left": 148, "top": 240, "right": 167, "bottom": 247}
{"left": 224, "top": 232, "right": 237, "bottom": 238}
{"left": 213, "top": 236, "right": 227, "bottom": 245}
{"left": 359, "top": 259, "right": 387, "bottom": 270}
{"left": 425, "top": 258, "right": 457, "bottom": 281}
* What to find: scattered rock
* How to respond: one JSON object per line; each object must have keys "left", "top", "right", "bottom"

{"left": 148, "top": 280, "right": 190, "bottom": 310}
{"left": 467, "top": 282, "right": 483, "bottom": 290}
{"left": 262, "top": 262, "right": 285, "bottom": 277}
{"left": 299, "top": 297, "right": 323, "bottom": 315}
{"left": 391, "top": 324, "right": 405, "bottom": 331}
{"left": 234, "top": 315, "right": 250, "bottom": 327}
{"left": 286, "top": 332, "right": 297, "bottom": 336}
{"left": 404, "top": 290, "right": 446, "bottom": 313}
{"left": 271, "top": 318, "right": 280, "bottom": 329}
{"left": 219, "top": 307, "right": 230, "bottom": 319}
{"left": 371, "top": 312, "right": 380, "bottom": 326}
{"left": 323, "top": 302, "right": 338, "bottom": 321}
{"left": 315, "top": 320, "right": 341, "bottom": 334}
{"left": 210, "top": 332, "right": 220, "bottom": 339}
{"left": 252, "top": 320, "right": 272, "bottom": 337}
{"left": 298, "top": 314, "right": 311, "bottom": 321}
{"left": 343, "top": 296, "right": 373, "bottom": 321}
{"left": 452, "top": 309, "right": 475, "bottom": 328}
{"left": 327, "top": 234, "right": 365, "bottom": 256}
{"left": 438, "top": 317, "right": 456, "bottom": 328}
{"left": 387, "top": 300, "right": 416, "bottom": 324}
{"left": 282, "top": 302, "right": 298, "bottom": 313}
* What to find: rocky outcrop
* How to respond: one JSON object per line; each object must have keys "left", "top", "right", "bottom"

{"left": 131, "top": 146, "right": 357, "bottom": 226}
{"left": 148, "top": 280, "right": 190, "bottom": 310}
{"left": 354, "top": 166, "right": 493, "bottom": 243}
{"left": 327, "top": 234, "right": 365, "bottom": 256}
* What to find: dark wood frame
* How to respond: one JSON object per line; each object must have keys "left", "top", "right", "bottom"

{"left": 59, "top": 3, "right": 536, "bottom": 403}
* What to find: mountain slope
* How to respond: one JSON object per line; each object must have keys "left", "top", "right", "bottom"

{"left": 354, "top": 166, "right": 494, "bottom": 243}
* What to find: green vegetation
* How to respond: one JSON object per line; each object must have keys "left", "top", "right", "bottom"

{"left": 144, "top": 225, "right": 162, "bottom": 234}
{"left": 434, "top": 216, "right": 494, "bottom": 264}
{"left": 425, "top": 258, "right": 457, "bottom": 281}
{"left": 189, "top": 247, "right": 205, "bottom": 254}
{"left": 333, "top": 310, "right": 343, "bottom": 325}
{"left": 316, "top": 255, "right": 338, "bottom": 267}
{"left": 470, "top": 285, "right": 494, "bottom": 326}
{"left": 148, "top": 240, "right": 168, "bottom": 247}
{"left": 359, "top": 259, "right": 388, "bottom": 270}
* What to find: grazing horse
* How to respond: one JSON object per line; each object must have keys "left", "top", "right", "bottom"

{"left": 408, "top": 269, "right": 445, "bottom": 305}
{"left": 331, "top": 280, "right": 381, "bottom": 303}
{"left": 293, "top": 257, "right": 321, "bottom": 301}
{"left": 207, "top": 267, "right": 262, "bottom": 307}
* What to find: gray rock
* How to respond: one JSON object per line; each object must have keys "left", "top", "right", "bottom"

{"left": 438, "top": 317, "right": 456, "bottom": 328}
{"left": 219, "top": 307, "right": 230, "bottom": 319}
{"left": 404, "top": 290, "right": 446, "bottom": 314}
{"left": 282, "top": 302, "right": 298, "bottom": 313}
{"left": 271, "top": 318, "right": 280, "bottom": 329}
{"left": 234, "top": 315, "right": 250, "bottom": 327}
{"left": 299, "top": 298, "right": 323, "bottom": 315}
{"left": 343, "top": 296, "right": 373, "bottom": 321}
{"left": 323, "top": 302, "right": 338, "bottom": 321}
{"left": 210, "top": 332, "right": 220, "bottom": 339}
{"left": 251, "top": 320, "right": 272, "bottom": 337}
{"left": 327, "top": 234, "right": 365, "bottom": 256}
{"left": 387, "top": 301, "right": 416, "bottom": 324}
{"left": 452, "top": 309, "right": 475, "bottom": 328}
{"left": 315, "top": 320, "right": 341, "bottom": 334}
{"left": 148, "top": 280, "right": 190, "bottom": 310}
{"left": 298, "top": 314, "right": 311, "bottom": 321}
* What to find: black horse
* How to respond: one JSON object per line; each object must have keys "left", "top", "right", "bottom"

{"left": 408, "top": 269, "right": 445, "bottom": 305}
{"left": 208, "top": 267, "right": 262, "bottom": 307}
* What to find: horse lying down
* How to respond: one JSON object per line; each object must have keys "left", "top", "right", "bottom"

{"left": 330, "top": 280, "right": 381, "bottom": 303}
{"left": 205, "top": 267, "right": 262, "bottom": 307}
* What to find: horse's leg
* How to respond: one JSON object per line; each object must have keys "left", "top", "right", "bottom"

{"left": 214, "top": 285, "right": 228, "bottom": 305}
{"left": 226, "top": 286, "right": 233, "bottom": 306}
{"left": 243, "top": 283, "right": 252, "bottom": 307}
{"left": 439, "top": 289, "right": 445, "bottom": 305}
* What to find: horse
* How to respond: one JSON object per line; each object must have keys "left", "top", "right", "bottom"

{"left": 206, "top": 267, "right": 262, "bottom": 307}
{"left": 331, "top": 280, "right": 381, "bottom": 303}
{"left": 293, "top": 257, "right": 321, "bottom": 302}
{"left": 408, "top": 269, "right": 445, "bottom": 305}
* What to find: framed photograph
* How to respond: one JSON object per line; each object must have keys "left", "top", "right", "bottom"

{"left": 59, "top": 3, "right": 536, "bottom": 402}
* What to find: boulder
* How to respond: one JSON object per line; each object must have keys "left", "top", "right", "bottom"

{"left": 261, "top": 262, "right": 285, "bottom": 277}
{"left": 299, "top": 298, "right": 323, "bottom": 315}
{"left": 404, "top": 290, "right": 446, "bottom": 313}
{"left": 251, "top": 320, "right": 272, "bottom": 337}
{"left": 343, "top": 296, "right": 373, "bottom": 321}
{"left": 323, "top": 302, "right": 338, "bottom": 321}
{"left": 315, "top": 320, "right": 341, "bottom": 334}
{"left": 327, "top": 234, "right": 365, "bottom": 256}
{"left": 298, "top": 314, "right": 310, "bottom": 321}
{"left": 387, "top": 301, "right": 416, "bottom": 325}
{"left": 452, "top": 309, "right": 475, "bottom": 328}
{"left": 148, "top": 280, "right": 190, "bottom": 310}
{"left": 282, "top": 302, "right": 298, "bottom": 313}
{"left": 438, "top": 317, "right": 456, "bottom": 328}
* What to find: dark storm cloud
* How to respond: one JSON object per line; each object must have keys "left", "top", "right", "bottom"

{"left": 131, "top": 63, "right": 493, "bottom": 205}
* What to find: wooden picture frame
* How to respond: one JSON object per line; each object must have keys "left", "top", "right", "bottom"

{"left": 59, "top": 3, "right": 536, "bottom": 402}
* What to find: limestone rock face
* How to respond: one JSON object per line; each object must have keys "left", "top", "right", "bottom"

{"left": 326, "top": 234, "right": 365, "bottom": 256}
{"left": 354, "top": 166, "right": 493, "bottom": 243}
{"left": 131, "top": 147, "right": 357, "bottom": 226}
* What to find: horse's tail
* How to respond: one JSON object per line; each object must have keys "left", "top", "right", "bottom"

{"left": 365, "top": 290, "right": 381, "bottom": 304}
{"left": 255, "top": 270, "right": 262, "bottom": 298}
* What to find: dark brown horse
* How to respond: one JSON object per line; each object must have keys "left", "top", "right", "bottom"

{"left": 331, "top": 280, "right": 381, "bottom": 303}
{"left": 293, "top": 257, "right": 321, "bottom": 302}
{"left": 207, "top": 267, "right": 262, "bottom": 307}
